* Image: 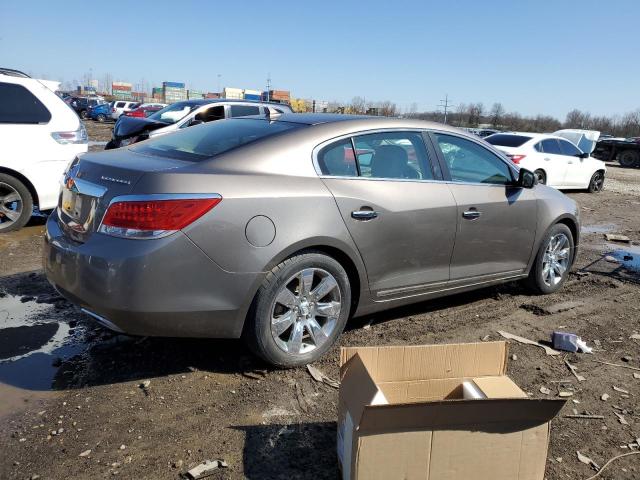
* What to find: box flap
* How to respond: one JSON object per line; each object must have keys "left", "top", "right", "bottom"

{"left": 358, "top": 398, "right": 565, "bottom": 434}
{"left": 472, "top": 376, "right": 527, "bottom": 399}
{"left": 340, "top": 342, "right": 507, "bottom": 383}
{"left": 339, "top": 353, "right": 383, "bottom": 427}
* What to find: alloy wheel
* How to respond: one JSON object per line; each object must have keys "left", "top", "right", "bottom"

{"left": 534, "top": 170, "right": 546, "bottom": 184}
{"left": 270, "top": 268, "right": 341, "bottom": 355}
{"left": 542, "top": 233, "right": 570, "bottom": 286}
{"left": 591, "top": 173, "right": 604, "bottom": 192}
{"left": 0, "top": 182, "right": 23, "bottom": 231}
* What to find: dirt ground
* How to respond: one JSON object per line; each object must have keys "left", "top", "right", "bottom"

{"left": 1, "top": 124, "right": 640, "bottom": 479}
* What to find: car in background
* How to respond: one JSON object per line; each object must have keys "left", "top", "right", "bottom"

{"left": 0, "top": 68, "right": 88, "bottom": 232}
{"left": 485, "top": 130, "right": 606, "bottom": 192}
{"left": 124, "top": 103, "right": 167, "bottom": 118}
{"left": 87, "top": 101, "right": 114, "bottom": 122}
{"left": 110, "top": 101, "right": 140, "bottom": 121}
{"left": 45, "top": 114, "right": 579, "bottom": 366}
{"left": 105, "top": 99, "right": 293, "bottom": 149}
{"left": 66, "top": 96, "right": 106, "bottom": 119}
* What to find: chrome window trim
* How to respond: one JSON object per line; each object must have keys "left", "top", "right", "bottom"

{"left": 312, "top": 127, "right": 436, "bottom": 180}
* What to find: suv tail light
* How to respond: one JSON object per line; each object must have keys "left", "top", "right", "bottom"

{"left": 507, "top": 154, "right": 526, "bottom": 164}
{"left": 51, "top": 125, "right": 88, "bottom": 144}
{"left": 99, "top": 196, "right": 221, "bottom": 239}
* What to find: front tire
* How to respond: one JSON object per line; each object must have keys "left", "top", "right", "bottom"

{"left": 97, "top": 114, "right": 106, "bottom": 123}
{"left": 79, "top": 110, "right": 88, "bottom": 119}
{"left": 526, "top": 224, "right": 574, "bottom": 294}
{"left": 534, "top": 169, "right": 547, "bottom": 185}
{"left": 587, "top": 171, "right": 605, "bottom": 193}
{"left": 244, "top": 252, "right": 351, "bottom": 367}
{"left": 0, "top": 174, "right": 33, "bottom": 233}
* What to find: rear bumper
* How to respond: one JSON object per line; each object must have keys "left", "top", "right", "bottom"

{"left": 43, "top": 211, "right": 263, "bottom": 338}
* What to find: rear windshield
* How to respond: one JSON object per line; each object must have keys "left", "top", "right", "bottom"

{"left": 130, "top": 118, "right": 305, "bottom": 161}
{"left": 485, "top": 134, "right": 532, "bottom": 147}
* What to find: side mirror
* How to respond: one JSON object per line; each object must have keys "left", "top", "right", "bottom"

{"left": 578, "top": 152, "right": 589, "bottom": 159}
{"left": 516, "top": 168, "right": 536, "bottom": 189}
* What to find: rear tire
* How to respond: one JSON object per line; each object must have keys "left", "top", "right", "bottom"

{"left": 534, "top": 169, "right": 546, "bottom": 185}
{"left": 244, "top": 252, "right": 351, "bottom": 367}
{"left": 618, "top": 150, "right": 640, "bottom": 168}
{"left": 0, "top": 174, "right": 33, "bottom": 233}
{"left": 587, "top": 171, "right": 605, "bottom": 193}
{"left": 526, "top": 223, "right": 574, "bottom": 294}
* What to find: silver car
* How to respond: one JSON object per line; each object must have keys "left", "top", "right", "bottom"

{"left": 44, "top": 114, "right": 580, "bottom": 367}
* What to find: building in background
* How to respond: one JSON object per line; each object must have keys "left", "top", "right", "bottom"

{"left": 243, "top": 89, "right": 262, "bottom": 101}
{"left": 264, "top": 90, "right": 290, "bottom": 104}
{"left": 222, "top": 87, "right": 243, "bottom": 99}
{"left": 188, "top": 89, "right": 204, "bottom": 100}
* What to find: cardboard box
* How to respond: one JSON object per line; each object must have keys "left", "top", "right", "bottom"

{"left": 338, "top": 342, "right": 565, "bottom": 480}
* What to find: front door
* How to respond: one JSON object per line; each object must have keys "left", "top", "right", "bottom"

{"left": 558, "top": 138, "right": 588, "bottom": 187}
{"left": 431, "top": 132, "right": 537, "bottom": 280}
{"left": 318, "top": 131, "right": 457, "bottom": 297}
{"left": 539, "top": 138, "right": 568, "bottom": 186}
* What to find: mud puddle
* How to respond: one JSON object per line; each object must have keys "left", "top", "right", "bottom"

{"left": 605, "top": 242, "right": 640, "bottom": 272}
{"left": 0, "top": 295, "right": 89, "bottom": 395}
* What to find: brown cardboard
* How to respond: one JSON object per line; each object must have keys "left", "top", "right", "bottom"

{"left": 338, "top": 342, "right": 565, "bottom": 480}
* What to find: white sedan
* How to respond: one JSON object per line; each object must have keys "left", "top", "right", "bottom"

{"left": 485, "top": 130, "right": 606, "bottom": 192}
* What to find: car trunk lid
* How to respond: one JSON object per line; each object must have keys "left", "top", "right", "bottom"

{"left": 553, "top": 129, "right": 600, "bottom": 154}
{"left": 57, "top": 150, "right": 189, "bottom": 243}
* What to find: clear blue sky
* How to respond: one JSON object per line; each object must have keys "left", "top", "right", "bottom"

{"left": 1, "top": 0, "right": 638, "bottom": 119}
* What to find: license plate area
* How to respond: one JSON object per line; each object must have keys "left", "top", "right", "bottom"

{"left": 58, "top": 185, "right": 102, "bottom": 241}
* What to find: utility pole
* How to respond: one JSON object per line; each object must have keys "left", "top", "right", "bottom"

{"left": 438, "top": 94, "right": 453, "bottom": 124}
{"left": 266, "top": 73, "right": 271, "bottom": 102}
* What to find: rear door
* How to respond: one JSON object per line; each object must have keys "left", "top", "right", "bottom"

{"left": 318, "top": 130, "right": 457, "bottom": 297}
{"left": 539, "top": 138, "right": 568, "bottom": 186}
{"left": 431, "top": 132, "right": 537, "bottom": 280}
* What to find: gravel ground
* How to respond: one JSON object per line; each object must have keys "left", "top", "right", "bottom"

{"left": 1, "top": 127, "right": 640, "bottom": 479}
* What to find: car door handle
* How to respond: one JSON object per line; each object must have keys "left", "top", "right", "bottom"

{"left": 462, "top": 209, "right": 481, "bottom": 220}
{"left": 351, "top": 210, "right": 378, "bottom": 220}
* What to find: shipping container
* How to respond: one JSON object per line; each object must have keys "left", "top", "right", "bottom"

{"left": 163, "top": 81, "right": 185, "bottom": 88}
{"left": 206, "top": 92, "right": 220, "bottom": 98}
{"left": 243, "top": 94, "right": 261, "bottom": 101}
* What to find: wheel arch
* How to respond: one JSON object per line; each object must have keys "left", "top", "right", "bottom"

{"left": 0, "top": 167, "right": 40, "bottom": 207}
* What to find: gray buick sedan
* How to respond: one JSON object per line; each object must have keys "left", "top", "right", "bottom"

{"left": 44, "top": 114, "right": 579, "bottom": 366}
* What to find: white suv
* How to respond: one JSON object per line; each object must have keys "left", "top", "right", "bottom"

{"left": 0, "top": 68, "right": 88, "bottom": 232}
{"left": 110, "top": 101, "right": 140, "bottom": 121}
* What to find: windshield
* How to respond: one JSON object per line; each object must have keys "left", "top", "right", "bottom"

{"left": 485, "top": 134, "right": 532, "bottom": 147}
{"left": 130, "top": 118, "right": 305, "bottom": 162}
{"left": 148, "top": 101, "right": 199, "bottom": 125}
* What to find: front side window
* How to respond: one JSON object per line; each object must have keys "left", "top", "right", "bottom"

{"left": 230, "top": 105, "right": 261, "bottom": 117}
{"left": 558, "top": 139, "right": 582, "bottom": 157}
{"left": 353, "top": 132, "right": 432, "bottom": 180}
{"left": 0, "top": 82, "right": 51, "bottom": 124}
{"left": 195, "top": 105, "right": 225, "bottom": 123}
{"left": 317, "top": 139, "right": 358, "bottom": 177}
{"left": 541, "top": 139, "right": 562, "bottom": 155}
{"left": 434, "top": 133, "right": 513, "bottom": 185}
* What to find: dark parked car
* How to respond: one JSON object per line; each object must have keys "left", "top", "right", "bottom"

{"left": 45, "top": 114, "right": 579, "bottom": 367}
{"left": 66, "top": 96, "right": 106, "bottom": 119}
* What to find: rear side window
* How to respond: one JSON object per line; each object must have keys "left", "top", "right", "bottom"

{"left": 230, "top": 105, "right": 260, "bottom": 117}
{"left": 541, "top": 139, "right": 562, "bottom": 154}
{"left": 434, "top": 133, "right": 513, "bottom": 185}
{"left": 0, "top": 82, "right": 51, "bottom": 124}
{"left": 485, "top": 134, "right": 532, "bottom": 147}
{"left": 558, "top": 139, "right": 582, "bottom": 156}
{"left": 131, "top": 118, "right": 304, "bottom": 161}
{"left": 353, "top": 132, "right": 433, "bottom": 180}
{"left": 115, "top": 102, "right": 125, "bottom": 108}
{"left": 317, "top": 139, "right": 358, "bottom": 177}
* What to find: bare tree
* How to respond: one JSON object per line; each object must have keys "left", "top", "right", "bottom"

{"left": 349, "top": 96, "right": 367, "bottom": 114}
{"left": 489, "top": 102, "right": 505, "bottom": 128}
{"left": 380, "top": 100, "right": 397, "bottom": 117}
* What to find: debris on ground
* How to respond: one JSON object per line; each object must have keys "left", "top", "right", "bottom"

{"left": 614, "top": 412, "right": 630, "bottom": 425}
{"left": 593, "top": 359, "right": 640, "bottom": 372}
{"left": 577, "top": 451, "right": 600, "bottom": 471}
{"left": 601, "top": 393, "right": 610, "bottom": 401}
{"left": 185, "top": 459, "right": 228, "bottom": 479}
{"left": 78, "top": 450, "right": 91, "bottom": 457}
{"left": 583, "top": 452, "right": 640, "bottom": 480}
{"left": 564, "top": 414, "right": 604, "bottom": 420}
{"left": 540, "top": 386, "right": 551, "bottom": 395}
{"left": 498, "top": 330, "right": 561, "bottom": 356}
{"left": 559, "top": 391, "right": 574, "bottom": 397}
{"left": 604, "top": 255, "right": 619, "bottom": 263}
{"left": 613, "top": 386, "right": 630, "bottom": 394}
{"left": 306, "top": 364, "right": 339, "bottom": 388}
{"left": 552, "top": 331, "right": 592, "bottom": 353}
{"left": 565, "top": 358, "right": 586, "bottom": 382}
{"left": 605, "top": 233, "right": 631, "bottom": 243}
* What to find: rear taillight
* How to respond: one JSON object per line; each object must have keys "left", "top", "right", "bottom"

{"left": 112, "top": 108, "right": 116, "bottom": 112}
{"left": 508, "top": 154, "right": 526, "bottom": 164}
{"left": 99, "top": 196, "right": 221, "bottom": 239}
{"left": 51, "top": 125, "right": 88, "bottom": 144}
